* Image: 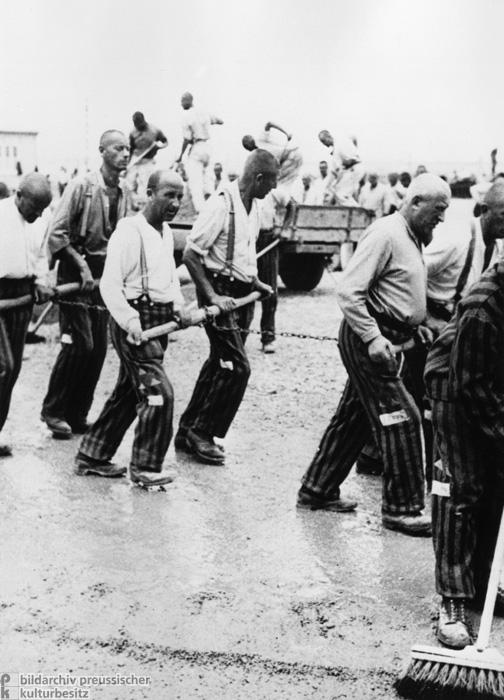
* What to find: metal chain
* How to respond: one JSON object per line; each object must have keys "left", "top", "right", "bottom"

{"left": 57, "top": 298, "right": 339, "bottom": 342}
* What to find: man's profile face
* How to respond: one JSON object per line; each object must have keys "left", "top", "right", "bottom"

{"left": 253, "top": 172, "right": 278, "bottom": 200}
{"left": 101, "top": 135, "right": 130, "bottom": 171}
{"left": 411, "top": 194, "right": 450, "bottom": 246}
{"left": 482, "top": 201, "right": 504, "bottom": 240}
{"left": 181, "top": 95, "right": 192, "bottom": 110}
{"left": 318, "top": 131, "right": 333, "bottom": 148}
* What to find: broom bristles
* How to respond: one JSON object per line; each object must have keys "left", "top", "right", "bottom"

{"left": 396, "top": 645, "right": 504, "bottom": 699}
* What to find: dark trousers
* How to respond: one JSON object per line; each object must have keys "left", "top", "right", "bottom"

{"left": 179, "top": 274, "right": 254, "bottom": 439}
{"left": 79, "top": 302, "right": 175, "bottom": 471}
{"left": 257, "top": 229, "right": 278, "bottom": 345}
{"left": 0, "top": 279, "right": 33, "bottom": 433}
{"left": 432, "top": 399, "right": 504, "bottom": 599}
{"left": 301, "top": 319, "right": 425, "bottom": 514}
{"left": 42, "top": 289, "right": 108, "bottom": 424}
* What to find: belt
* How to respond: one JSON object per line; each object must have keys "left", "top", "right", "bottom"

{"left": 192, "top": 138, "right": 208, "bottom": 143}
{"left": 366, "top": 302, "right": 417, "bottom": 336}
{"left": 206, "top": 270, "right": 254, "bottom": 298}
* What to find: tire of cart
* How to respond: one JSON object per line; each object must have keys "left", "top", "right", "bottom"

{"left": 279, "top": 253, "right": 326, "bottom": 291}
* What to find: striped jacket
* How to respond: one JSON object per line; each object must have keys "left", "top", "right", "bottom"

{"left": 424, "top": 259, "right": 504, "bottom": 435}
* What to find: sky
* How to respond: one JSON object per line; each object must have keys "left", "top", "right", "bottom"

{"left": 1, "top": 0, "right": 503, "bottom": 177}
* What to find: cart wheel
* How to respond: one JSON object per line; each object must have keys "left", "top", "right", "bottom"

{"left": 279, "top": 253, "right": 325, "bottom": 291}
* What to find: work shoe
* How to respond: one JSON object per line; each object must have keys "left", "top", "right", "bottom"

{"left": 186, "top": 428, "right": 225, "bottom": 465}
{"left": 0, "top": 444, "right": 13, "bottom": 457}
{"left": 68, "top": 419, "right": 91, "bottom": 435}
{"left": 296, "top": 490, "right": 357, "bottom": 512}
{"left": 437, "top": 597, "right": 472, "bottom": 649}
{"left": 130, "top": 466, "right": 175, "bottom": 487}
{"left": 382, "top": 512, "right": 432, "bottom": 537}
{"left": 41, "top": 413, "right": 72, "bottom": 439}
{"left": 75, "top": 454, "right": 126, "bottom": 478}
{"left": 262, "top": 341, "right": 277, "bottom": 354}
{"left": 174, "top": 429, "right": 190, "bottom": 451}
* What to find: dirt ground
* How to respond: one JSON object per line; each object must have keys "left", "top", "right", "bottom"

{"left": 2, "top": 199, "right": 504, "bottom": 700}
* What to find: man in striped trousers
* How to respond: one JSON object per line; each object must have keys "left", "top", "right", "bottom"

{"left": 425, "top": 181, "right": 504, "bottom": 649}
{"left": 41, "top": 131, "right": 132, "bottom": 439}
{"left": 297, "top": 174, "right": 451, "bottom": 537}
{"left": 0, "top": 174, "right": 53, "bottom": 456}
{"left": 175, "top": 150, "right": 278, "bottom": 464}
{"left": 75, "top": 170, "right": 190, "bottom": 485}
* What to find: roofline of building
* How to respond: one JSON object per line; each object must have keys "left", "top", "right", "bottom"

{"left": 0, "top": 130, "right": 38, "bottom": 136}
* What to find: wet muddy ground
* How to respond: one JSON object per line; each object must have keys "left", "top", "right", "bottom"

{"left": 3, "top": 199, "right": 504, "bottom": 699}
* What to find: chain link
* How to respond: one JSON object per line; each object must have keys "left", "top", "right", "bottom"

{"left": 56, "top": 298, "right": 339, "bottom": 342}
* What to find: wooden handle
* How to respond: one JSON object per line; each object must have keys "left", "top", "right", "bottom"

{"left": 476, "top": 505, "right": 504, "bottom": 650}
{"left": 0, "top": 281, "right": 96, "bottom": 312}
{"left": 141, "top": 291, "right": 262, "bottom": 342}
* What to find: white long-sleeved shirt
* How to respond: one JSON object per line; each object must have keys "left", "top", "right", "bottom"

{"left": 100, "top": 213, "right": 183, "bottom": 333}
{"left": 0, "top": 196, "right": 49, "bottom": 284}
{"left": 187, "top": 179, "right": 261, "bottom": 282}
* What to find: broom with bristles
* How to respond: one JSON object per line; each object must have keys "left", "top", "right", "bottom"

{"left": 396, "top": 504, "right": 504, "bottom": 699}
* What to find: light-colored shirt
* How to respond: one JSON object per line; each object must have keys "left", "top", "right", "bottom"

{"left": 187, "top": 179, "right": 261, "bottom": 283}
{"left": 308, "top": 176, "right": 328, "bottom": 205}
{"left": 337, "top": 212, "right": 427, "bottom": 343}
{"left": 100, "top": 213, "right": 183, "bottom": 333}
{"left": 255, "top": 129, "right": 303, "bottom": 186}
{"left": 259, "top": 187, "right": 291, "bottom": 230}
{"left": 182, "top": 106, "right": 218, "bottom": 143}
{"left": 425, "top": 218, "right": 503, "bottom": 311}
{"left": 0, "top": 196, "right": 49, "bottom": 285}
{"left": 48, "top": 171, "right": 131, "bottom": 268}
{"left": 359, "top": 182, "right": 388, "bottom": 218}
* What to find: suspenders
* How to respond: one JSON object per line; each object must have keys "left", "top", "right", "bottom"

{"left": 219, "top": 189, "right": 236, "bottom": 280}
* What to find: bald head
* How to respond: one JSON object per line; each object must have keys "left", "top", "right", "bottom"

{"left": 16, "top": 173, "right": 52, "bottom": 223}
{"left": 480, "top": 181, "right": 504, "bottom": 242}
{"left": 318, "top": 130, "right": 333, "bottom": 148}
{"left": 181, "top": 92, "right": 193, "bottom": 110}
{"left": 402, "top": 174, "right": 451, "bottom": 245}
{"left": 99, "top": 130, "right": 126, "bottom": 149}
{"left": 242, "top": 134, "right": 257, "bottom": 152}
{"left": 144, "top": 169, "right": 184, "bottom": 227}
{"left": 147, "top": 169, "right": 184, "bottom": 193}
{"left": 241, "top": 149, "right": 279, "bottom": 201}
{"left": 404, "top": 173, "right": 451, "bottom": 205}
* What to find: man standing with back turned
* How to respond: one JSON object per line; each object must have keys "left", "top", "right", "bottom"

{"left": 175, "top": 92, "right": 223, "bottom": 214}
{"left": 175, "top": 150, "right": 278, "bottom": 465}
{"left": 41, "top": 130, "right": 132, "bottom": 438}
{"left": 297, "top": 174, "right": 451, "bottom": 537}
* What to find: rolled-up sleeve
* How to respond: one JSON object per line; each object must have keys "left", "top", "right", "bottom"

{"left": 186, "top": 195, "right": 227, "bottom": 257}
{"left": 47, "top": 179, "right": 85, "bottom": 256}
{"left": 336, "top": 230, "right": 391, "bottom": 343}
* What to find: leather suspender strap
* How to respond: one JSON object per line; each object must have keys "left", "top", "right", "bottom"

{"left": 138, "top": 232, "right": 149, "bottom": 296}
{"left": 453, "top": 220, "right": 477, "bottom": 305}
{"left": 78, "top": 181, "right": 93, "bottom": 245}
{"left": 219, "top": 189, "right": 235, "bottom": 277}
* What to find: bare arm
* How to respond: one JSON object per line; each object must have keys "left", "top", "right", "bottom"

{"left": 182, "top": 246, "right": 235, "bottom": 311}
{"left": 55, "top": 245, "right": 94, "bottom": 291}
{"left": 176, "top": 138, "right": 192, "bottom": 163}
{"left": 264, "top": 121, "right": 292, "bottom": 141}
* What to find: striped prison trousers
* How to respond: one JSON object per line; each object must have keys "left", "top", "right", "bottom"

{"left": 178, "top": 272, "right": 255, "bottom": 439}
{"left": 256, "top": 229, "right": 278, "bottom": 346}
{"left": 0, "top": 279, "right": 34, "bottom": 433}
{"left": 79, "top": 299, "right": 176, "bottom": 472}
{"left": 300, "top": 318, "right": 425, "bottom": 514}
{"left": 42, "top": 287, "right": 108, "bottom": 425}
{"left": 431, "top": 398, "right": 504, "bottom": 599}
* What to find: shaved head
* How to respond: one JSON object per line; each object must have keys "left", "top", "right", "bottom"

{"left": 404, "top": 173, "right": 451, "bottom": 205}
{"left": 18, "top": 172, "right": 52, "bottom": 202}
{"left": 242, "top": 134, "right": 257, "bottom": 152}
{"left": 16, "top": 172, "right": 52, "bottom": 223}
{"left": 181, "top": 92, "right": 193, "bottom": 109}
{"left": 483, "top": 181, "right": 504, "bottom": 208}
{"left": 147, "top": 169, "right": 184, "bottom": 193}
{"left": 99, "top": 130, "right": 126, "bottom": 149}
{"left": 243, "top": 149, "right": 279, "bottom": 179}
